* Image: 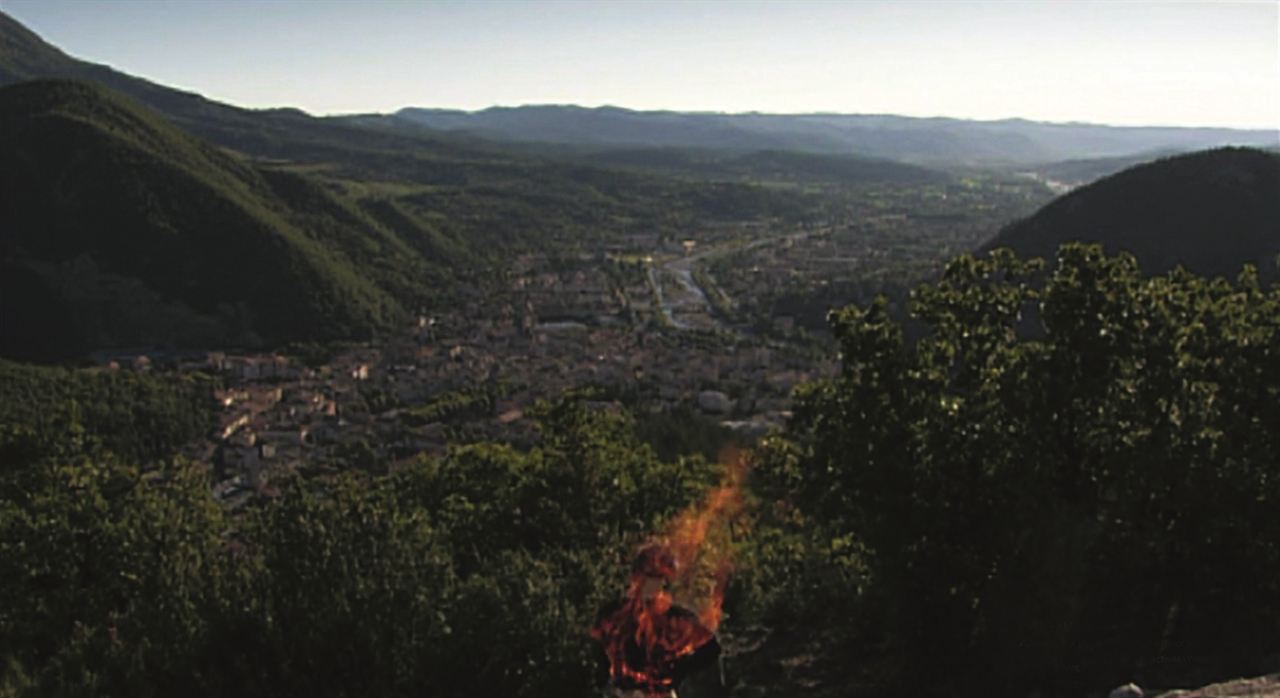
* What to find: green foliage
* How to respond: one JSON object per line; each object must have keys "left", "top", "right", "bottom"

{"left": 402, "top": 387, "right": 494, "bottom": 425}
{"left": 632, "top": 406, "right": 739, "bottom": 462}
{"left": 0, "top": 458, "right": 233, "bottom": 696}
{"left": 760, "top": 244, "right": 1280, "bottom": 694}
{"left": 0, "top": 360, "right": 215, "bottom": 469}
{"left": 0, "top": 399, "right": 720, "bottom": 697}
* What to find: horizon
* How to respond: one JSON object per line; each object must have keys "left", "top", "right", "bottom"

{"left": 2, "top": 0, "right": 1277, "bottom": 131}
{"left": 397, "top": 102, "right": 1276, "bottom": 132}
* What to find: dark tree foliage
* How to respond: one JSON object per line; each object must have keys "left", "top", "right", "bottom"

{"left": 0, "top": 399, "right": 720, "bottom": 697}
{"left": 0, "top": 360, "right": 216, "bottom": 469}
{"left": 755, "top": 244, "right": 1280, "bottom": 695}
{"left": 0, "top": 80, "right": 408, "bottom": 357}
{"left": 633, "top": 406, "right": 740, "bottom": 462}
{"left": 986, "top": 148, "right": 1280, "bottom": 282}
{"left": 0, "top": 458, "right": 234, "bottom": 696}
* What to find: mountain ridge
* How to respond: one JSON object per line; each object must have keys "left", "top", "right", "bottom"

{"left": 400, "top": 102, "right": 1270, "bottom": 130}
{"left": 0, "top": 79, "right": 417, "bottom": 360}
{"left": 985, "top": 147, "right": 1280, "bottom": 280}
{"left": 11, "top": 9, "right": 1270, "bottom": 173}
{"left": 393, "top": 104, "right": 1278, "bottom": 166}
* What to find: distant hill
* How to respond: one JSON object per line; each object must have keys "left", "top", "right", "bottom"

{"left": 394, "top": 105, "right": 1278, "bottom": 167}
{"left": 985, "top": 147, "right": 1280, "bottom": 279}
{"left": 3, "top": 8, "right": 1275, "bottom": 170}
{"left": 575, "top": 147, "right": 948, "bottom": 185}
{"left": 0, "top": 80, "right": 424, "bottom": 361}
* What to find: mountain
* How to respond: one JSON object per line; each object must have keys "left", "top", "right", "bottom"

{"left": 0, "top": 10, "right": 529, "bottom": 173}
{"left": 0, "top": 10, "right": 280, "bottom": 145}
{"left": 3, "top": 7, "right": 1274, "bottom": 171}
{"left": 394, "top": 105, "right": 1278, "bottom": 167}
{"left": 0, "top": 80, "right": 424, "bottom": 361}
{"left": 985, "top": 147, "right": 1280, "bottom": 279}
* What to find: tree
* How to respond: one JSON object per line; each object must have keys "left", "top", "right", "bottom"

{"left": 759, "top": 244, "right": 1280, "bottom": 694}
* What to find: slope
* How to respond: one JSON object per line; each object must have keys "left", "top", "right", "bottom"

{"left": 394, "top": 105, "right": 1278, "bottom": 166}
{"left": 0, "top": 80, "right": 416, "bottom": 361}
{"left": 0, "top": 10, "right": 526, "bottom": 173}
{"left": 0, "top": 11, "right": 818, "bottom": 240}
{"left": 985, "top": 147, "right": 1280, "bottom": 279}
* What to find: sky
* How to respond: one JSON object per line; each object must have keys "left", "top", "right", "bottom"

{"left": 2, "top": 0, "right": 1277, "bottom": 129}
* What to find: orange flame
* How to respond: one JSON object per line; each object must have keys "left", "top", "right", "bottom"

{"left": 592, "top": 448, "right": 749, "bottom": 693}
{"left": 661, "top": 446, "right": 748, "bottom": 630}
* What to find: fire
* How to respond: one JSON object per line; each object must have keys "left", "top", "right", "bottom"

{"left": 663, "top": 448, "right": 747, "bottom": 629}
{"left": 592, "top": 449, "right": 749, "bottom": 695}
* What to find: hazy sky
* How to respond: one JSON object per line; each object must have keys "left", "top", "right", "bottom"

{"left": 3, "top": 0, "right": 1277, "bottom": 128}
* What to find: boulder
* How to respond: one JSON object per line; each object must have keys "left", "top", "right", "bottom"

{"left": 697, "top": 390, "right": 733, "bottom": 415}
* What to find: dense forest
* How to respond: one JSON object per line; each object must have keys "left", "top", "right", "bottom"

{"left": 0, "top": 359, "right": 215, "bottom": 470}
{"left": 3, "top": 245, "right": 1276, "bottom": 697}
{"left": 0, "top": 80, "right": 410, "bottom": 358}
{"left": 752, "top": 245, "right": 1280, "bottom": 694}
{"left": 987, "top": 148, "right": 1280, "bottom": 281}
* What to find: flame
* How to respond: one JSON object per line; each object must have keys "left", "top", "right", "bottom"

{"left": 663, "top": 447, "right": 747, "bottom": 629}
{"left": 592, "top": 448, "right": 749, "bottom": 694}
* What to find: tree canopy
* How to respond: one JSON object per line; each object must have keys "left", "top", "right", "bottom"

{"left": 754, "top": 243, "right": 1280, "bottom": 694}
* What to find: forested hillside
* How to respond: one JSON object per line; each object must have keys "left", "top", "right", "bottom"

{"left": 0, "top": 359, "right": 215, "bottom": 469}
{"left": 987, "top": 148, "right": 1280, "bottom": 280}
{"left": 0, "top": 80, "right": 414, "bottom": 358}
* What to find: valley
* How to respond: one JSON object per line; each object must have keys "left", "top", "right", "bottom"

{"left": 1, "top": 6, "right": 1278, "bottom": 698}
{"left": 107, "top": 171, "right": 1047, "bottom": 508}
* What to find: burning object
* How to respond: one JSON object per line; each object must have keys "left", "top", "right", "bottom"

{"left": 592, "top": 545, "right": 721, "bottom": 695}
{"left": 592, "top": 455, "right": 747, "bottom": 696}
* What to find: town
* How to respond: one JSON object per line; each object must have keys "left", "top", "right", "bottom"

{"left": 100, "top": 226, "right": 839, "bottom": 508}
{"left": 93, "top": 174, "right": 1054, "bottom": 509}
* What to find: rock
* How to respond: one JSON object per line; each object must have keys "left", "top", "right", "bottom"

{"left": 1155, "top": 674, "right": 1280, "bottom": 697}
{"left": 697, "top": 390, "right": 733, "bottom": 415}
{"left": 1110, "top": 684, "right": 1143, "bottom": 698}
